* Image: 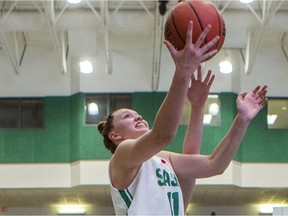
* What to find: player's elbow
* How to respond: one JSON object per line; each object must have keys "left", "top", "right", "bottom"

{"left": 206, "top": 166, "right": 224, "bottom": 177}
{"left": 159, "top": 132, "right": 175, "bottom": 146}
{"left": 215, "top": 166, "right": 225, "bottom": 175}
{"left": 207, "top": 157, "right": 227, "bottom": 176}
{"left": 152, "top": 130, "right": 175, "bottom": 147}
{"left": 206, "top": 166, "right": 225, "bottom": 177}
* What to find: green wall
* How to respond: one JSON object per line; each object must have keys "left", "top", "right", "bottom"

{"left": 0, "top": 92, "right": 287, "bottom": 163}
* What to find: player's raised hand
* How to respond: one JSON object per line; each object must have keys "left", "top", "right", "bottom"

{"left": 237, "top": 85, "right": 268, "bottom": 122}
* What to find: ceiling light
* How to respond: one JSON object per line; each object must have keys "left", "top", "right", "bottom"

{"left": 219, "top": 60, "right": 233, "bottom": 74}
{"left": 240, "top": 0, "right": 254, "bottom": 4}
{"left": 259, "top": 204, "right": 287, "bottom": 214}
{"left": 58, "top": 205, "right": 86, "bottom": 215}
{"left": 267, "top": 114, "right": 278, "bottom": 125}
{"left": 67, "top": 0, "right": 82, "bottom": 4}
{"left": 259, "top": 205, "right": 273, "bottom": 214}
{"left": 79, "top": 60, "right": 93, "bottom": 74}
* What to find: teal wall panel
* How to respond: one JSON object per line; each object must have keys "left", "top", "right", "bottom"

{"left": 80, "top": 126, "right": 111, "bottom": 159}
{"left": 268, "top": 129, "right": 288, "bottom": 162}
{"left": 80, "top": 127, "right": 97, "bottom": 159}
{"left": 4, "top": 131, "right": 35, "bottom": 162}
{"left": 41, "top": 97, "right": 71, "bottom": 162}
{"left": 94, "top": 130, "right": 112, "bottom": 159}
{"left": 241, "top": 113, "right": 270, "bottom": 162}
{"left": 0, "top": 92, "right": 287, "bottom": 163}
{"left": 0, "top": 131, "right": 5, "bottom": 162}
{"left": 70, "top": 93, "right": 82, "bottom": 162}
{"left": 133, "top": 92, "right": 166, "bottom": 128}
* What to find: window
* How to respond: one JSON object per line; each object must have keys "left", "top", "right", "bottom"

{"left": 85, "top": 93, "right": 132, "bottom": 125}
{"left": 0, "top": 98, "right": 44, "bottom": 129}
{"left": 20, "top": 99, "right": 44, "bottom": 128}
{"left": 267, "top": 98, "right": 288, "bottom": 129}
{"left": 181, "top": 94, "right": 221, "bottom": 126}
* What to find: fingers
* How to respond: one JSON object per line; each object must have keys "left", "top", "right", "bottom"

{"left": 256, "top": 89, "right": 267, "bottom": 100}
{"left": 194, "top": 24, "right": 211, "bottom": 48}
{"left": 185, "top": 21, "right": 193, "bottom": 46}
{"left": 185, "top": 21, "right": 217, "bottom": 49}
{"left": 248, "top": 85, "right": 267, "bottom": 98}
{"left": 167, "top": 21, "right": 220, "bottom": 64}
{"left": 200, "top": 49, "right": 218, "bottom": 62}
{"left": 258, "top": 85, "right": 268, "bottom": 97}
{"left": 207, "top": 72, "right": 215, "bottom": 88}
{"left": 239, "top": 92, "right": 248, "bottom": 100}
{"left": 163, "top": 39, "right": 176, "bottom": 56}
{"left": 191, "top": 67, "right": 215, "bottom": 88}
{"left": 193, "top": 25, "right": 220, "bottom": 62}
{"left": 260, "top": 85, "right": 268, "bottom": 91}
{"left": 252, "top": 85, "right": 268, "bottom": 102}
{"left": 257, "top": 87, "right": 268, "bottom": 106}
{"left": 203, "top": 70, "right": 211, "bottom": 83}
{"left": 202, "top": 69, "right": 215, "bottom": 87}
{"left": 197, "top": 65, "right": 202, "bottom": 81}
{"left": 244, "top": 85, "right": 268, "bottom": 107}
{"left": 200, "top": 35, "right": 219, "bottom": 54}
{"left": 260, "top": 98, "right": 268, "bottom": 107}
{"left": 191, "top": 71, "right": 196, "bottom": 81}
{"left": 251, "top": 85, "right": 261, "bottom": 96}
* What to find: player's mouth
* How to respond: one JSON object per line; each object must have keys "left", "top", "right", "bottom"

{"left": 135, "top": 122, "right": 147, "bottom": 128}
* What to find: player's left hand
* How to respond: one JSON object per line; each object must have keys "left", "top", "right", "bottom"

{"left": 237, "top": 85, "right": 268, "bottom": 122}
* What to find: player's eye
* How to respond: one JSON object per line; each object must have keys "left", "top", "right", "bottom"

{"left": 124, "top": 114, "right": 130, "bottom": 119}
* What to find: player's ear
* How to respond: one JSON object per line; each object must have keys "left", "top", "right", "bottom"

{"left": 109, "top": 132, "right": 122, "bottom": 142}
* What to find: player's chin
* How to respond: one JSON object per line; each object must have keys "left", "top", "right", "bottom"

{"left": 136, "top": 128, "right": 149, "bottom": 135}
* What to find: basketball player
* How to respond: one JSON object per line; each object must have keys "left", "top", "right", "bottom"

{"left": 98, "top": 21, "right": 268, "bottom": 215}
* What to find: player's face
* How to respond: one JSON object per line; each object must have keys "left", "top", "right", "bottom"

{"left": 112, "top": 108, "right": 149, "bottom": 140}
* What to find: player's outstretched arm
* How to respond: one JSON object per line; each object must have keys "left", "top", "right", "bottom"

{"left": 169, "top": 85, "right": 268, "bottom": 180}
{"left": 179, "top": 67, "right": 215, "bottom": 210}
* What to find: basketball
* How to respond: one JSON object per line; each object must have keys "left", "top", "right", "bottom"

{"left": 164, "top": 0, "right": 226, "bottom": 60}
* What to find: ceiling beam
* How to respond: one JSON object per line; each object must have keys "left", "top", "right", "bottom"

{"left": 244, "top": 0, "right": 285, "bottom": 74}
{"left": 41, "top": 0, "right": 68, "bottom": 74}
{"left": 0, "top": 0, "right": 18, "bottom": 21}
{"left": 102, "top": 0, "right": 113, "bottom": 75}
{"left": 0, "top": 30, "right": 21, "bottom": 74}
{"left": 280, "top": 33, "right": 288, "bottom": 64}
{"left": 152, "top": 1, "right": 164, "bottom": 91}
{"left": 0, "top": 0, "right": 23, "bottom": 74}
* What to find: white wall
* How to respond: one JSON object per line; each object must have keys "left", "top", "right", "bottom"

{"left": 274, "top": 207, "right": 288, "bottom": 216}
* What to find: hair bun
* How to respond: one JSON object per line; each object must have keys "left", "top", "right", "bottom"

{"left": 97, "top": 121, "right": 106, "bottom": 135}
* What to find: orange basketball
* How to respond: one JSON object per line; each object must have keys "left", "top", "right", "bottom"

{"left": 164, "top": 0, "right": 226, "bottom": 60}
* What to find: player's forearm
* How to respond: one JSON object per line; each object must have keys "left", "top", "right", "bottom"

{"left": 182, "top": 105, "right": 204, "bottom": 154}
{"left": 152, "top": 72, "right": 191, "bottom": 144}
{"left": 209, "top": 114, "right": 249, "bottom": 175}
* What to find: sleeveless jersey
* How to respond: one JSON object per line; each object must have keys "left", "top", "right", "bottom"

{"left": 110, "top": 156, "right": 185, "bottom": 215}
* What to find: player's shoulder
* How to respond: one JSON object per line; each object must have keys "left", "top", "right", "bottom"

{"left": 156, "top": 150, "right": 177, "bottom": 163}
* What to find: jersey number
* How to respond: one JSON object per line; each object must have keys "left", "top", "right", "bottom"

{"left": 167, "top": 192, "right": 179, "bottom": 216}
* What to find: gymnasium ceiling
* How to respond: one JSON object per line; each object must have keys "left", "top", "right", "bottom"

{"left": 0, "top": 0, "right": 288, "bottom": 215}
{"left": 0, "top": 0, "right": 288, "bottom": 77}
